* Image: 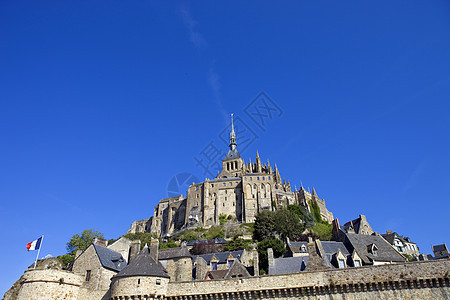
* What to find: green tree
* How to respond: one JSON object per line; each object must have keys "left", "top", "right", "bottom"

{"left": 66, "top": 229, "right": 104, "bottom": 253}
{"left": 224, "top": 237, "right": 253, "bottom": 252}
{"left": 311, "top": 223, "right": 333, "bottom": 240}
{"left": 288, "top": 204, "right": 315, "bottom": 229}
{"left": 253, "top": 210, "right": 276, "bottom": 241}
{"left": 274, "top": 209, "right": 304, "bottom": 241}
{"left": 257, "top": 238, "right": 286, "bottom": 274}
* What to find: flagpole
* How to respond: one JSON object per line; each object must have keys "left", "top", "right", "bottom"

{"left": 33, "top": 235, "right": 44, "bottom": 269}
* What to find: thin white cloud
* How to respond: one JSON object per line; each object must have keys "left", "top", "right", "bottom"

{"left": 179, "top": 5, "right": 207, "bottom": 49}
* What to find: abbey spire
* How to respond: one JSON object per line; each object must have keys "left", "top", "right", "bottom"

{"left": 229, "top": 113, "right": 237, "bottom": 150}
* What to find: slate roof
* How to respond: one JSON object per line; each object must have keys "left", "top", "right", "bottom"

{"left": 209, "top": 177, "right": 240, "bottom": 183}
{"left": 186, "top": 238, "right": 228, "bottom": 246}
{"left": 193, "top": 250, "right": 244, "bottom": 265}
{"left": 432, "top": 244, "right": 448, "bottom": 252}
{"left": 113, "top": 245, "right": 169, "bottom": 278}
{"left": 287, "top": 242, "right": 308, "bottom": 254}
{"left": 158, "top": 246, "right": 191, "bottom": 260}
{"left": 223, "top": 148, "right": 240, "bottom": 161}
{"left": 269, "top": 256, "right": 309, "bottom": 275}
{"left": 320, "top": 241, "right": 350, "bottom": 266}
{"left": 345, "top": 234, "right": 405, "bottom": 264}
{"left": 92, "top": 244, "right": 127, "bottom": 272}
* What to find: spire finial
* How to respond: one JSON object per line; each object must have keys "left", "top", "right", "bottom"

{"left": 229, "top": 113, "right": 237, "bottom": 150}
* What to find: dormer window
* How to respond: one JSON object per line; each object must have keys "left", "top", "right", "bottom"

{"left": 354, "top": 260, "right": 361, "bottom": 267}
{"left": 367, "top": 244, "right": 378, "bottom": 256}
{"left": 211, "top": 261, "right": 218, "bottom": 270}
{"left": 338, "top": 259, "right": 345, "bottom": 268}
{"left": 300, "top": 245, "right": 307, "bottom": 252}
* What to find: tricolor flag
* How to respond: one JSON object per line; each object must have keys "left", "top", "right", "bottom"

{"left": 27, "top": 236, "right": 43, "bottom": 251}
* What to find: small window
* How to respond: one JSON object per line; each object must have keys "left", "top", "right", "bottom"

{"left": 354, "top": 260, "right": 361, "bottom": 267}
{"left": 228, "top": 260, "right": 234, "bottom": 268}
{"left": 212, "top": 184, "right": 214, "bottom": 187}
{"left": 211, "top": 262, "right": 218, "bottom": 270}
{"left": 268, "top": 176, "right": 271, "bottom": 180}
{"left": 338, "top": 259, "right": 345, "bottom": 268}
{"left": 156, "top": 279, "right": 161, "bottom": 285}
{"left": 257, "top": 177, "right": 260, "bottom": 180}
{"left": 196, "top": 186, "right": 199, "bottom": 190}
{"left": 262, "top": 177, "right": 265, "bottom": 180}
{"left": 225, "top": 197, "right": 227, "bottom": 201}
{"left": 138, "top": 278, "right": 141, "bottom": 284}
{"left": 85, "top": 270, "right": 91, "bottom": 282}
{"left": 250, "top": 177, "right": 252, "bottom": 181}
{"left": 230, "top": 182, "right": 232, "bottom": 186}
{"left": 264, "top": 194, "right": 267, "bottom": 198}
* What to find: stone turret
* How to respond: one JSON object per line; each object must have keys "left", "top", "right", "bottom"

{"left": 110, "top": 244, "right": 169, "bottom": 300}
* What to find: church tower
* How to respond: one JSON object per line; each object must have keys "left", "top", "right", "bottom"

{"left": 220, "top": 114, "right": 245, "bottom": 178}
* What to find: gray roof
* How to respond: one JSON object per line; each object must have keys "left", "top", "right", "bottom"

{"left": 159, "top": 246, "right": 191, "bottom": 260}
{"left": 269, "top": 256, "right": 309, "bottom": 275}
{"left": 288, "top": 242, "right": 308, "bottom": 254}
{"left": 320, "top": 241, "right": 350, "bottom": 265}
{"left": 432, "top": 244, "right": 448, "bottom": 252}
{"left": 92, "top": 244, "right": 126, "bottom": 272}
{"left": 223, "top": 148, "right": 240, "bottom": 161}
{"left": 193, "top": 250, "right": 244, "bottom": 265}
{"left": 186, "top": 238, "right": 227, "bottom": 246}
{"left": 345, "top": 234, "right": 405, "bottom": 264}
{"left": 114, "top": 245, "right": 169, "bottom": 278}
{"left": 210, "top": 177, "right": 240, "bottom": 183}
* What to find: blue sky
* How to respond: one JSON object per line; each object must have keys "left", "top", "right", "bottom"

{"left": 1, "top": 1, "right": 450, "bottom": 295}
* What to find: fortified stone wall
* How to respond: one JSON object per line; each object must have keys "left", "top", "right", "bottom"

{"left": 165, "top": 259, "right": 450, "bottom": 299}
{"left": 110, "top": 276, "right": 170, "bottom": 299}
{"left": 17, "top": 269, "right": 83, "bottom": 300}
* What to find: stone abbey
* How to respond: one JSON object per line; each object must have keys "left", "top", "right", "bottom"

{"left": 131, "top": 115, "right": 334, "bottom": 237}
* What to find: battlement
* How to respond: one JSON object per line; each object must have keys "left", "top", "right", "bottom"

{"left": 165, "top": 259, "right": 450, "bottom": 299}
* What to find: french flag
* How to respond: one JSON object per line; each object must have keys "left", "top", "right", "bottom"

{"left": 26, "top": 236, "right": 43, "bottom": 251}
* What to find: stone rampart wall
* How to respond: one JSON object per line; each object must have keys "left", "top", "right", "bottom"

{"left": 166, "top": 259, "right": 450, "bottom": 299}
{"left": 17, "top": 269, "right": 83, "bottom": 300}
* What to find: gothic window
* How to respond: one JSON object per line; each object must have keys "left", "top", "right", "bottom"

{"left": 261, "top": 183, "right": 265, "bottom": 189}
{"left": 254, "top": 184, "right": 257, "bottom": 190}
{"left": 212, "top": 184, "right": 214, "bottom": 187}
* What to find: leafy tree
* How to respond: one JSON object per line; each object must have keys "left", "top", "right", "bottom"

{"left": 257, "top": 238, "right": 286, "bottom": 274}
{"left": 224, "top": 237, "right": 253, "bottom": 252}
{"left": 309, "top": 200, "right": 323, "bottom": 223}
{"left": 274, "top": 209, "right": 304, "bottom": 241}
{"left": 253, "top": 210, "right": 276, "bottom": 241}
{"left": 66, "top": 229, "right": 104, "bottom": 253}
{"left": 159, "top": 240, "right": 179, "bottom": 249}
{"left": 57, "top": 253, "right": 75, "bottom": 267}
{"left": 311, "top": 223, "right": 333, "bottom": 240}
{"left": 288, "top": 204, "right": 315, "bottom": 229}
{"left": 124, "top": 232, "right": 155, "bottom": 249}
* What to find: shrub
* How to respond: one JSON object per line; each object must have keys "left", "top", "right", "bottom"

{"left": 257, "top": 238, "right": 286, "bottom": 274}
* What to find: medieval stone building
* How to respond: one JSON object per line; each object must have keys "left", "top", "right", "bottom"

{"left": 135, "top": 116, "right": 334, "bottom": 237}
